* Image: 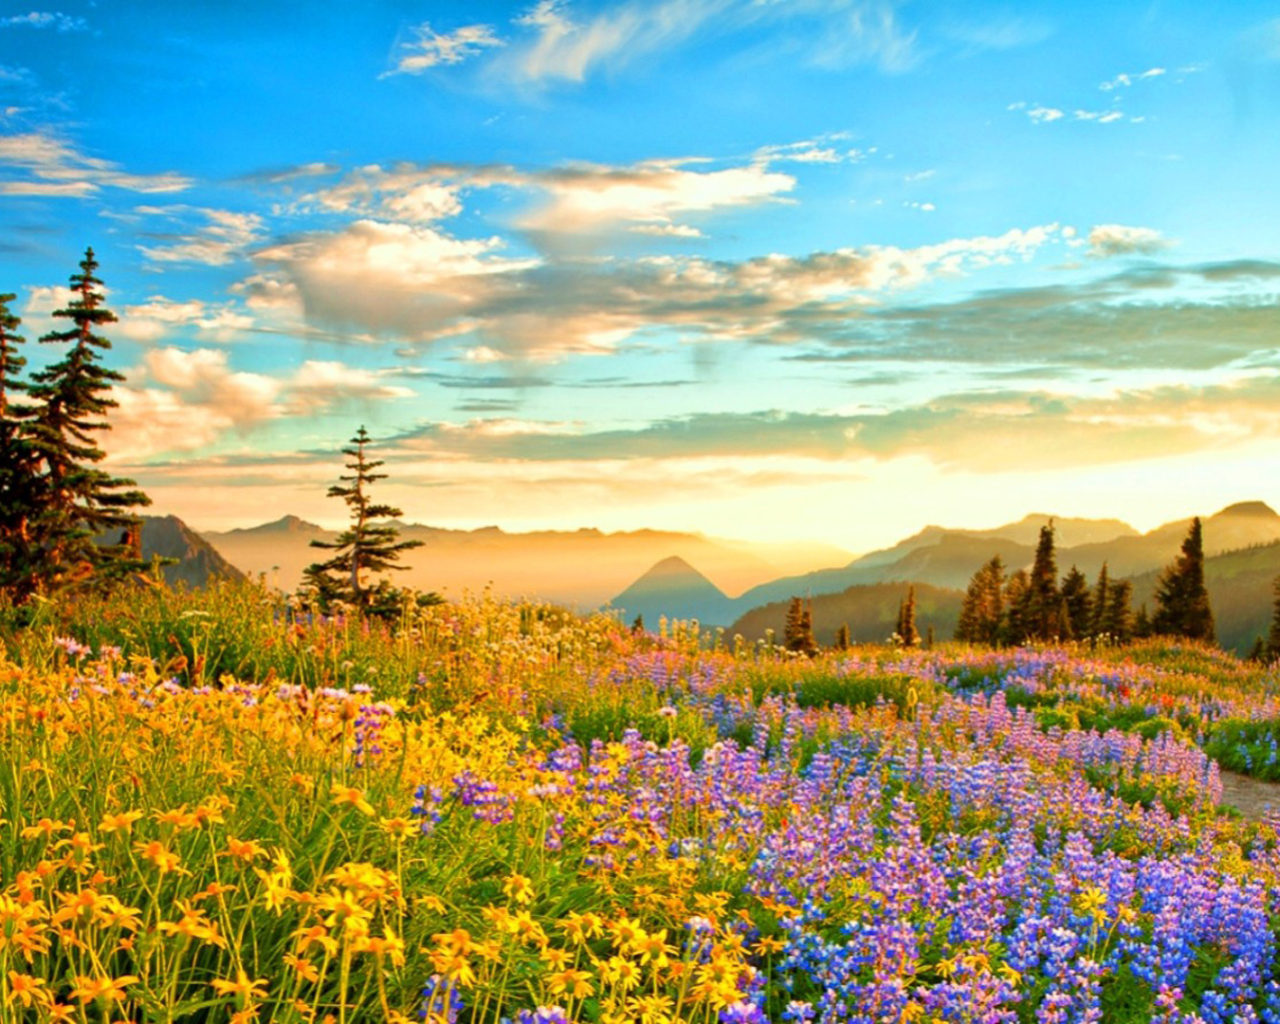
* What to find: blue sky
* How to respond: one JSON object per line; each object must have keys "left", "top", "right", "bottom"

{"left": 3, "top": 0, "right": 1280, "bottom": 548}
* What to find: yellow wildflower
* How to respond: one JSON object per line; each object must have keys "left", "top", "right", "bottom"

{"left": 211, "top": 970, "right": 269, "bottom": 1002}
{"left": 329, "top": 784, "right": 374, "bottom": 816}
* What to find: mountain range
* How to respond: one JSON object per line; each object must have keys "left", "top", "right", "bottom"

{"left": 126, "top": 501, "right": 1280, "bottom": 657}
{"left": 199, "top": 517, "right": 851, "bottom": 608}
{"left": 607, "top": 502, "right": 1280, "bottom": 655}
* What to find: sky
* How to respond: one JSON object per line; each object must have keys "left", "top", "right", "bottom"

{"left": 2, "top": 0, "right": 1280, "bottom": 551}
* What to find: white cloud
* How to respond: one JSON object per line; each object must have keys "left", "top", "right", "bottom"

{"left": 0, "top": 11, "right": 86, "bottom": 31}
{"left": 1074, "top": 109, "right": 1126, "bottom": 123}
{"left": 254, "top": 219, "right": 537, "bottom": 340}
{"left": 629, "top": 223, "right": 705, "bottom": 238}
{"left": 107, "top": 347, "right": 414, "bottom": 459}
{"left": 1100, "top": 67, "right": 1166, "bottom": 90}
{"left": 1087, "top": 224, "right": 1172, "bottom": 258}
{"left": 1024, "top": 105, "right": 1064, "bottom": 123}
{"left": 497, "top": 0, "right": 918, "bottom": 85}
{"left": 518, "top": 159, "right": 795, "bottom": 239}
{"left": 116, "top": 296, "right": 255, "bottom": 344}
{"left": 296, "top": 165, "right": 466, "bottom": 223}
{"left": 754, "top": 134, "right": 857, "bottom": 166}
{"left": 384, "top": 21, "right": 504, "bottom": 76}
{"left": 1090, "top": 224, "right": 1172, "bottom": 258}
{"left": 250, "top": 219, "right": 1067, "bottom": 358}
{"left": 299, "top": 156, "right": 793, "bottom": 247}
{"left": 135, "top": 206, "right": 265, "bottom": 266}
{"left": 0, "top": 131, "right": 190, "bottom": 196}
{"left": 461, "top": 345, "right": 510, "bottom": 364}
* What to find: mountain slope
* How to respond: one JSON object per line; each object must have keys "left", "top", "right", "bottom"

{"left": 730, "top": 582, "right": 964, "bottom": 646}
{"left": 1127, "top": 538, "right": 1280, "bottom": 655}
{"left": 105, "top": 516, "right": 245, "bottom": 589}
{"left": 726, "top": 515, "right": 1136, "bottom": 614}
{"left": 609, "top": 556, "right": 734, "bottom": 627}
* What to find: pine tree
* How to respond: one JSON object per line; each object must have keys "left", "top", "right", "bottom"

{"left": 784, "top": 597, "right": 804, "bottom": 650}
{"left": 783, "top": 596, "right": 817, "bottom": 655}
{"left": 0, "top": 293, "right": 36, "bottom": 590}
{"left": 1267, "top": 576, "right": 1280, "bottom": 660}
{"left": 798, "top": 599, "right": 817, "bottom": 656}
{"left": 1090, "top": 563, "right": 1111, "bottom": 639}
{"left": 1060, "top": 565, "right": 1092, "bottom": 639}
{"left": 1056, "top": 595, "right": 1074, "bottom": 641}
{"left": 1151, "top": 517, "right": 1215, "bottom": 643}
{"left": 1023, "top": 522, "right": 1060, "bottom": 640}
{"left": 1002, "top": 569, "right": 1030, "bottom": 645}
{"left": 833, "top": 623, "right": 851, "bottom": 651}
{"left": 22, "top": 249, "right": 150, "bottom": 596}
{"left": 955, "top": 555, "right": 1005, "bottom": 645}
{"left": 306, "top": 425, "right": 424, "bottom": 612}
{"left": 1133, "top": 604, "right": 1151, "bottom": 639}
{"left": 1103, "top": 580, "right": 1132, "bottom": 643}
{"left": 896, "top": 586, "right": 919, "bottom": 646}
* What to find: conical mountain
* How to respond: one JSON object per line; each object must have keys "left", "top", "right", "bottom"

{"left": 609, "top": 556, "right": 735, "bottom": 627}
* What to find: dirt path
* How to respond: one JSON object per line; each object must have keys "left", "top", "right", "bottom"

{"left": 1218, "top": 769, "right": 1280, "bottom": 821}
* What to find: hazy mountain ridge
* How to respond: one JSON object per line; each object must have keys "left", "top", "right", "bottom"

{"left": 718, "top": 514, "right": 1141, "bottom": 617}
{"left": 201, "top": 519, "right": 853, "bottom": 608}
{"left": 608, "top": 502, "right": 1280, "bottom": 655}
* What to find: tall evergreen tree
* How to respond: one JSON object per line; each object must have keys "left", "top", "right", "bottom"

{"left": 0, "top": 293, "right": 36, "bottom": 589}
{"left": 1022, "top": 522, "right": 1061, "bottom": 640}
{"left": 306, "top": 425, "right": 424, "bottom": 611}
{"left": 1151, "top": 517, "right": 1215, "bottom": 643}
{"left": 1002, "top": 569, "right": 1031, "bottom": 646}
{"left": 833, "top": 623, "right": 851, "bottom": 651}
{"left": 1103, "top": 580, "right": 1133, "bottom": 643}
{"left": 955, "top": 555, "right": 1005, "bottom": 645}
{"left": 22, "top": 249, "right": 150, "bottom": 595}
{"left": 1267, "top": 576, "right": 1280, "bottom": 660}
{"left": 1090, "top": 563, "right": 1111, "bottom": 639}
{"left": 1060, "top": 565, "right": 1092, "bottom": 639}
{"left": 896, "top": 585, "right": 919, "bottom": 646}
{"left": 1133, "top": 604, "right": 1152, "bottom": 639}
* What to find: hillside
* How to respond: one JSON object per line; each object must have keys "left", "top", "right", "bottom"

{"left": 724, "top": 503, "right": 1280, "bottom": 620}
{"left": 608, "top": 556, "right": 734, "bottom": 627}
{"left": 1060, "top": 502, "right": 1280, "bottom": 580}
{"left": 1127, "top": 538, "right": 1280, "bottom": 655}
{"left": 730, "top": 582, "right": 964, "bottom": 646}
{"left": 99, "top": 515, "right": 245, "bottom": 589}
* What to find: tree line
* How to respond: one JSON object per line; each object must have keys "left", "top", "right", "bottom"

{"left": 955, "top": 518, "right": 1217, "bottom": 646}
{"left": 0, "top": 249, "right": 152, "bottom": 602}
{"left": 781, "top": 517, "right": 1280, "bottom": 655}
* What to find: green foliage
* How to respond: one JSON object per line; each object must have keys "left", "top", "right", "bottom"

{"left": 955, "top": 555, "right": 1005, "bottom": 645}
{"left": 1204, "top": 718, "right": 1280, "bottom": 780}
{"left": 305, "top": 425, "right": 424, "bottom": 614}
{"left": 0, "top": 249, "right": 150, "bottom": 601}
{"left": 783, "top": 596, "right": 817, "bottom": 656}
{"left": 1268, "top": 575, "right": 1280, "bottom": 660}
{"left": 1152, "top": 517, "right": 1216, "bottom": 643}
{"left": 895, "top": 585, "right": 919, "bottom": 646}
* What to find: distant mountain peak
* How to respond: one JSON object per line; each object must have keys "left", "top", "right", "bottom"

{"left": 1215, "top": 501, "right": 1278, "bottom": 519}
{"left": 625, "top": 555, "right": 721, "bottom": 591}
{"left": 267, "top": 514, "right": 320, "bottom": 531}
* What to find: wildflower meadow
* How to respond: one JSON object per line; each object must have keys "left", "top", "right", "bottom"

{"left": 3, "top": 582, "right": 1280, "bottom": 1024}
